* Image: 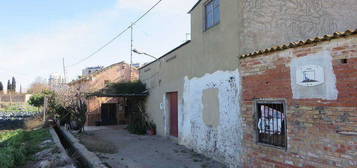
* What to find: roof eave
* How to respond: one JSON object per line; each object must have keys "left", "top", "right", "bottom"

{"left": 139, "top": 40, "right": 191, "bottom": 70}
{"left": 240, "top": 29, "right": 357, "bottom": 59}
{"left": 188, "top": 0, "right": 202, "bottom": 14}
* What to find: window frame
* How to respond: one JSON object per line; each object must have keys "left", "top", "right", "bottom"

{"left": 204, "top": 0, "right": 220, "bottom": 31}
{"left": 253, "top": 99, "right": 288, "bottom": 150}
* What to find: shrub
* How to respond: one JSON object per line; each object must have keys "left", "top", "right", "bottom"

{"left": 127, "top": 101, "right": 150, "bottom": 135}
{"left": 0, "top": 129, "right": 50, "bottom": 168}
{"left": 28, "top": 93, "right": 44, "bottom": 108}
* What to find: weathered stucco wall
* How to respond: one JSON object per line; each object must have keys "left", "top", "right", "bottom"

{"left": 181, "top": 70, "right": 243, "bottom": 166}
{"left": 241, "top": 0, "right": 357, "bottom": 54}
{"left": 140, "top": 43, "right": 192, "bottom": 136}
{"left": 139, "top": 38, "right": 244, "bottom": 166}
{"left": 190, "top": 0, "right": 241, "bottom": 77}
{"left": 191, "top": 0, "right": 357, "bottom": 60}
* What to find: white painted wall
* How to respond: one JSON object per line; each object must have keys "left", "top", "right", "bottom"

{"left": 290, "top": 51, "right": 338, "bottom": 100}
{"left": 181, "top": 70, "right": 243, "bottom": 166}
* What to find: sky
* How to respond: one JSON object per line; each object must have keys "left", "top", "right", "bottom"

{"left": 0, "top": 0, "right": 197, "bottom": 91}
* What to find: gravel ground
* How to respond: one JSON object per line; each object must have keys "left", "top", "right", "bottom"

{"left": 79, "top": 126, "right": 227, "bottom": 168}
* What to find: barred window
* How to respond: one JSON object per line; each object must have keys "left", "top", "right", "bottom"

{"left": 256, "top": 100, "right": 287, "bottom": 148}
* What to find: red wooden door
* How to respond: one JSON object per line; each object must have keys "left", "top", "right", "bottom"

{"left": 169, "top": 92, "right": 178, "bottom": 137}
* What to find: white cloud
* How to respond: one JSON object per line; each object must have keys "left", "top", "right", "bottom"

{"left": 117, "top": 0, "right": 197, "bottom": 13}
{"left": 0, "top": 0, "right": 196, "bottom": 91}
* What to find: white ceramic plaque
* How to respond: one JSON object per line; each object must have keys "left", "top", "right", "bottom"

{"left": 296, "top": 65, "right": 324, "bottom": 87}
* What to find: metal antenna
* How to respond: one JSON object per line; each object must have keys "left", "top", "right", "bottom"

{"left": 130, "top": 24, "right": 134, "bottom": 81}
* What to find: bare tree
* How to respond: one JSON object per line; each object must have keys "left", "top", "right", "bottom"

{"left": 27, "top": 77, "right": 50, "bottom": 94}
{"left": 50, "top": 85, "right": 87, "bottom": 132}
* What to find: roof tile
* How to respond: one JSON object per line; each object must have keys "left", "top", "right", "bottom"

{"left": 240, "top": 29, "right": 357, "bottom": 58}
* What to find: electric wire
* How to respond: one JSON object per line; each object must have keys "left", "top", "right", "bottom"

{"left": 67, "top": 0, "right": 163, "bottom": 67}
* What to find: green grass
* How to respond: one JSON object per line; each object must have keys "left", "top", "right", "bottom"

{"left": 0, "top": 103, "right": 39, "bottom": 113}
{"left": 0, "top": 129, "right": 51, "bottom": 168}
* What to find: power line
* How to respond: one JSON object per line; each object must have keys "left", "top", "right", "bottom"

{"left": 67, "top": 0, "right": 163, "bottom": 68}
{"left": 0, "top": 68, "right": 32, "bottom": 80}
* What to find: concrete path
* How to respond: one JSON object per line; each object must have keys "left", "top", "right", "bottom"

{"left": 82, "top": 126, "right": 226, "bottom": 168}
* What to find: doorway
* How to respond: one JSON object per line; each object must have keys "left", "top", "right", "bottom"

{"left": 101, "top": 103, "right": 118, "bottom": 125}
{"left": 168, "top": 92, "right": 178, "bottom": 137}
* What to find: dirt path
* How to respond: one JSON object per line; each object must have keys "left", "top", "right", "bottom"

{"left": 79, "top": 126, "right": 226, "bottom": 168}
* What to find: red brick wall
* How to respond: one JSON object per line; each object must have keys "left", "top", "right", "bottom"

{"left": 86, "top": 97, "right": 124, "bottom": 126}
{"left": 240, "top": 36, "right": 357, "bottom": 168}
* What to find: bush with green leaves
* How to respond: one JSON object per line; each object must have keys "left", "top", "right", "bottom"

{"left": 28, "top": 90, "right": 54, "bottom": 111}
{"left": 27, "top": 94, "right": 44, "bottom": 109}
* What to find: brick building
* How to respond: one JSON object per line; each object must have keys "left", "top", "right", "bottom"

{"left": 139, "top": 0, "right": 357, "bottom": 167}
{"left": 240, "top": 30, "right": 357, "bottom": 167}
{"left": 69, "top": 62, "right": 139, "bottom": 126}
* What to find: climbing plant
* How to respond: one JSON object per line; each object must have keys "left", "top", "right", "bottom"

{"left": 93, "top": 81, "right": 147, "bottom": 95}
{"left": 127, "top": 99, "right": 150, "bottom": 135}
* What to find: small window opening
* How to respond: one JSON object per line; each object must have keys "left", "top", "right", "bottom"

{"left": 341, "top": 59, "right": 348, "bottom": 64}
{"left": 205, "top": 0, "right": 220, "bottom": 30}
{"left": 256, "top": 100, "right": 287, "bottom": 149}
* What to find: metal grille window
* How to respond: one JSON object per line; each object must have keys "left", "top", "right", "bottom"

{"left": 256, "top": 101, "right": 287, "bottom": 148}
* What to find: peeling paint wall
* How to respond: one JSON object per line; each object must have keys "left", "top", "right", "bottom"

{"left": 181, "top": 70, "right": 243, "bottom": 167}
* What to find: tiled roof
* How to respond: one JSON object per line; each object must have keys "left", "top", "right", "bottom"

{"left": 68, "top": 61, "right": 135, "bottom": 85}
{"left": 240, "top": 29, "right": 357, "bottom": 59}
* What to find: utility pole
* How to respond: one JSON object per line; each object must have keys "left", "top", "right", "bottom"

{"left": 43, "top": 97, "right": 48, "bottom": 121}
{"left": 129, "top": 24, "right": 134, "bottom": 81}
{"left": 62, "top": 57, "right": 67, "bottom": 83}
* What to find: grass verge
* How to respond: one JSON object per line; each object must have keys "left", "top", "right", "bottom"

{"left": 0, "top": 129, "right": 51, "bottom": 168}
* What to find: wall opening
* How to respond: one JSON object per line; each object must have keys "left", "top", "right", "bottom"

{"left": 168, "top": 92, "right": 178, "bottom": 137}
{"left": 340, "top": 58, "right": 348, "bottom": 64}
{"left": 255, "top": 100, "right": 287, "bottom": 149}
